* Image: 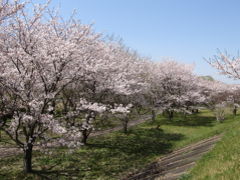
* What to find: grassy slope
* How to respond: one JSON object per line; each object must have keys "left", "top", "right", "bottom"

{"left": 181, "top": 115, "right": 240, "bottom": 180}
{"left": 0, "top": 110, "right": 238, "bottom": 180}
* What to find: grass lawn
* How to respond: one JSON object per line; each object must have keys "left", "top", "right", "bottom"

{"left": 0, "top": 109, "right": 239, "bottom": 180}
{"left": 180, "top": 114, "right": 240, "bottom": 180}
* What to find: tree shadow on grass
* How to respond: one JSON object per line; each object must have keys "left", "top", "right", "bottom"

{"left": 27, "top": 128, "right": 184, "bottom": 179}
{"left": 89, "top": 128, "right": 184, "bottom": 158}
{"left": 161, "top": 113, "right": 216, "bottom": 127}
{"left": 31, "top": 169, "right": 81, "bottom": 180}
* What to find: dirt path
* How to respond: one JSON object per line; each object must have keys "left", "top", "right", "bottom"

{"left": 123, "top": 134, "right": 222, "bottom": 180}
{"left": 0, "top": 114, "right": 152, "bottom": 158}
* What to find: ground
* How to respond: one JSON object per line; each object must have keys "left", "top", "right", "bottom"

{"left": 0, "top": 110, "right": 239, "bottom": 179}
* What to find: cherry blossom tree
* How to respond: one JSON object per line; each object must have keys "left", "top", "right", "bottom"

{"left": 227, "top": 85, "right": 240, "bottom": 115}
{"left": 0, "top": 2, "right": 108, "bottom": 172}
{"left": 197, "top": 77, "right": 235, "bottom": 121}
{"left": 0, "top": 0, "right": 24, "bottom": 24}
{"left": 139, "top": 60, "right": 162, "bottom": 122}
{"left": 207, "top": 51, "right": 240, "bottom": 116}
{"left": 0, "top": 1, "right": 149, "bottom": 172}
{"left": 146, "top": 60, "right": 205, "bottom": 120}
{"left": 0, "top": 0, "right": 25, "bottom": 140}
{"left": 59, "top": 42, "right": 148, "bottom": 140}
{"left": 207, "top": 51, "right": 240, "bottom": 80}
{"left": 2, "top": 0, "right": 237, "bottom": 175}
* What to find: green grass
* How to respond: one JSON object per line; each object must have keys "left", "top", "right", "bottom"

{"left": 180, "top": 115, "right": 240, "bottom": 180}
{"left": 0, "top": 131, "right": 15, "bottom": 147}
{"left": 0, "top": 109, "right": 239, "bottom": 179}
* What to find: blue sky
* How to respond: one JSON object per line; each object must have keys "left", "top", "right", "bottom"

{"left": 48, "top": 0, "right": 240, "bottom": 84}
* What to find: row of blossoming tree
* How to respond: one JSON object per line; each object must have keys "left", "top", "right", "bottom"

{"left": 0, "top": 0, "right": 239, "bottom": 173}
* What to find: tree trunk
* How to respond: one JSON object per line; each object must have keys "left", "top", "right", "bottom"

{"left": 183, "top": 112, "right": 187, "bottom": 120}
{"left": 122, "top": 119, "right": 129, "bottom": 134}
{"left": 151, "top": 109, "right": 156, "bottom": 122}
{"left": 192, "top": 109, "right": 199, "bottom": 114}
{"left": 62, "top": 99, "right": 68, "bottom": 115}
{"left": 50, "top": 100, "right": 56, "bottom": 115}
{"left": 81, "top": 129, "right": 88, "bottom": 145}
{"left": 80, "top": 112, "right": 95, "bottom": 145}
{"left": 23, "top": 143, "right": 33, "bottom": 173}
{"left": 167, "top": 111, "right": 174, "bottom": 120}
{"left": 233, "top": 106, "right": 237, "bottom": 116}
{"left": 136, "top": 107, "right": 142, "bottom": 115}
{"left": 156, "top": 124, "right": 161, "bottom": 130}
